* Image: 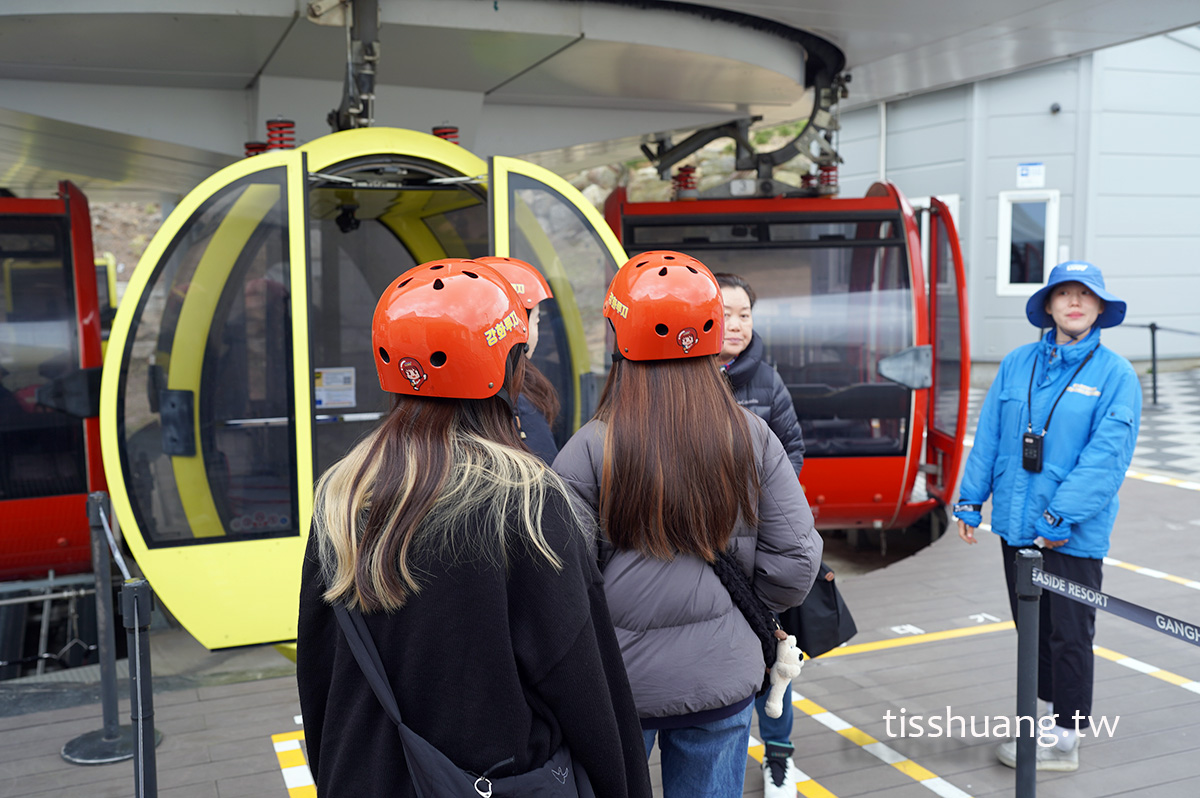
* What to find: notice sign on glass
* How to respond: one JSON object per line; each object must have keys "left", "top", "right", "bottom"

{"left": 1016, "top": 162, "right": 1045, "bottom": 189}
{"left": 315, "top": 367, "right": 356, "bottom": 408}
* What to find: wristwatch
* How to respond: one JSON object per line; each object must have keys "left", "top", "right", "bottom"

{"left": 1042, "top": 509, "right": 1062, "bottom": 527}
{"left": 954, "top": 503, "right": 982, "bottom": 514}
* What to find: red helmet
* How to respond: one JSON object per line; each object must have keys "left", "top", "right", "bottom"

{"left": 474, "top": 256, "right": 553, "bottom": 310}
{"left": 372, "top": 259, "right": 528, "bottom": 398}
{"left": 604, "top": 250, "right": 723, "bottom": 361}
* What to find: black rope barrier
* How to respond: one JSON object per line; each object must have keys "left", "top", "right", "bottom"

{"left": 1032, "top": 567, "right": 1200, "bottom": 648}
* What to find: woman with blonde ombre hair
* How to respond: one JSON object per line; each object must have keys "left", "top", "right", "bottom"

{"left": 553, "top": 251, "right": 822, "bottom": 798}
{"left": 297, "top": 258, "right": 652, "bottom": 798}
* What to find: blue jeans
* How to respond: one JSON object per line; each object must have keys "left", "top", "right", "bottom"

{"left": 643, "top": 702, "right": 754, "bottom": 798}
{"left": 754, "top": 682, "right": 794, "bottom": 745}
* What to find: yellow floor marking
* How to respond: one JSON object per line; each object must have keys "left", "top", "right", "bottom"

{"left": 1125, "top": 469, "right": 1200, "bottom": 491}
{"left": 791, "top": 693, "right": 973, "bottom": 798}
{"left": 747, "top": 737, "right": 839, "bottom": 797}
{"left": 1093, "top": 645, "right": 1200, "bottom": 694}
{"left": 1103, "top": 557, "right": 1200, "bottom": 590}
{"left": 271, "top": 730, "right": 316, "bottom": 797}
{"left": 978, "top": 523, "right": 1200, "bottom": 589}
{"left": 814, "top": 621, "right": 1013, "bottom": 659}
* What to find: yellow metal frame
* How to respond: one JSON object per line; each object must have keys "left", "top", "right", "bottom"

{"left": 169, "top": 183, "right": 280, "bottom": 539}
{"left": 100, "top": 149, "right": 310, "bottom": 649}
{"left": 98, "top": 129, "right": 625, "bottom": 651}
{"left": 489, "top": 155, "right": 627, "bottom": 431}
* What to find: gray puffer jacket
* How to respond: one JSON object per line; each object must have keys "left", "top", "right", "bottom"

{"left": 552, "top": 411, "right": 821, "bottom": 719}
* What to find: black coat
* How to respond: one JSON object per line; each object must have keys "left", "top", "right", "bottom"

{"left": 723, "top": 331, "right": 806, "bottom": 476}
{"left": 517, "top": 393, "right": 560, "bottom": 465}
{"left": 297, "top": 489, "right": 653, "bottom": 798}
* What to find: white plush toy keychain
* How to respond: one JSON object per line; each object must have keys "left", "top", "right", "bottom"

{"left": 764, "top": 633, "right": 804, "bottom": 718}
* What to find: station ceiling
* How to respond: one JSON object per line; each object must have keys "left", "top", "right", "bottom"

{"left": 1, "top": 0, "right": 1198, "bottom": 200}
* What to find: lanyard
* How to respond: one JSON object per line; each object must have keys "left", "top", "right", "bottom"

{"left": 1026, "top": 345, "right": 1097, "bottom": 435}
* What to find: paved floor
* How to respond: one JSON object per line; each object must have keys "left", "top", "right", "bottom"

{"left": 2, "top": 369, "right": 1198, "bottom": 798}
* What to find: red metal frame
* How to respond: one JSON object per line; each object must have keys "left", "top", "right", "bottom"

{"left": 0, "top": 181, "right": 103, "bottom": 580}
{"left": 925, "top": 197, "right": 970, "bottom": 504}
{"left": 607, "top": 181, "right": 961, "bottom": 531}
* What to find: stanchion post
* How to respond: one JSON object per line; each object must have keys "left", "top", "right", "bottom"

{"left": 61, "top": 492, "right": 135, "bottom": 765}
{"left": 121, "top": 578, "right": 158, "bottom": 798}
{"left": 90, "top": 495, "right": 120, "bottom": 741}
{"left": 1149, "top": 323, "right": 1158, "bottom": 406}
{"left": 1014, "top": 549, "right": 1042, "bottom": 798}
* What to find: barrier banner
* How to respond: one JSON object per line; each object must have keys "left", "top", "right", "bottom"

{"left": 1032, "top": 567, "right": 1200, "bottom": 649}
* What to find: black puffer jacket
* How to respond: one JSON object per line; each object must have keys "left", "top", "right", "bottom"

{"left": 722, "top": 331, "right": 805, "bottom": 476}
{"left": 517, "top": 393, "right": 559, "bottom": 465}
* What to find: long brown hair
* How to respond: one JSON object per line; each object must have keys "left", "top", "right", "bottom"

{"left": 313, "top": 352, "right": 577, "bottom": 612}
{"left": 522, "top": 360, "right": 560, "bottom": 424}
{"left": 595, "top": 356, "right": 759, "bottom": 561}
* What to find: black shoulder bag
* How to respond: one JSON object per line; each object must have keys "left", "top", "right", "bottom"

{"left": 331, "top": 604, "right": 595, "bottom": 798}
{"left": 777, "top": 562, "right": 857, "bottom": 658}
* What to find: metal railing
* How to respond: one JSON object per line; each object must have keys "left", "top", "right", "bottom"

{"left": 1125, "top": 322, "right": 1200, "bottom": 405}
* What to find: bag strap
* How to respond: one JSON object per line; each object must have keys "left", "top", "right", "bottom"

{"left": 332, "top": 603, "right": 405, "bottom": 728}
{"left": 708, "top": 550, "right": 780, "bottom": 668}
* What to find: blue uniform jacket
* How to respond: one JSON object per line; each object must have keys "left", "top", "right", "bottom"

{"left": 955, "top": 328, "right": 1141, "bottom": 559}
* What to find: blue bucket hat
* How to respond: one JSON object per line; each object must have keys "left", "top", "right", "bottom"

{"left": 1025, "top": 261, "right": 1126, "bottom": 329}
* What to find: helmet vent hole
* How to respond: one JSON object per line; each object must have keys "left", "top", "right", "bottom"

{"left": 462, "top": 270, "right": 478, "bottom": 279}
{"left": 433, "top": 278, "right": 445, "bottom": 290}
{"left": 378, "top": 347, "right": 390, "bottom": 364}
{"left": 664, "top": 255, "right": 676, "bottom": 260}
{"left": 658, "top": 267, "right": 668, "bottom": 276}
{"left": 703, "top": 320, "right": 714, "bottom": 332}
{"left": 635, "top": 260, "right": 648, "bottom": 268}
{"left": 430, "top": 351, "right": 447, "bottom": 367}
{"left": 398, "top": 278, "right": 412, "bottom": 288}
{"left": 429, "top": 264, "right": 445, "bottom": 270}
{"left": 655, "top": 323, "right": 669, "bottom": 336}
{"left": 686, "top": 266, "right": 698, "bottom": 274}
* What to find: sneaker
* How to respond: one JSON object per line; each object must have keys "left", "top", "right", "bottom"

{"left": 997, "top": 737, "right": 1079, "bottom": 772}
{"left": 762, "top": 741, "right": 796, "bottom": 798}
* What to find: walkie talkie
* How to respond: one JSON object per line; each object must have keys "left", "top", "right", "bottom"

{"left": 1022, "top": 431, "right": 1043, "bottom": 473}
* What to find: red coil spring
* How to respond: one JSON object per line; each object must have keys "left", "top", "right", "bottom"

{"left": 818, "top": 163, "right": 838, "bottom": 188}
{"left": 432, "top": 125, "right": 459, "bottom": 144}
{"left": 266, "top": 119, "right": 296, "bottom": 150}
{"left": 244, "top": 141, "right": 268, "bottom": 158}
{"left": 672, "top": 165, "right": 698, "bottom": 196}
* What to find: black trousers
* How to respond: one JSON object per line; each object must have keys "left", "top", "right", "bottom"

{"left": 1001, "top": 541, "right": 1103, "bottom": 730}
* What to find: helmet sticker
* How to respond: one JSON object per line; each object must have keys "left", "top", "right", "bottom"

{"left": 607, "top": 292, "right": 629, "bottom": 319}
{"left": 485, "top": 310, "right": 523, "bottom": 346}
{"left": 677, "top": 327, "right": 699, "bottom": 353}
{"left": 398, "top": 357, "right": 428, "bottom": 391}
{"left": 511, "top": 282, "right": 526, "bottom": 294}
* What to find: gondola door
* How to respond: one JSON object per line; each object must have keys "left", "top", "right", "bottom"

{"left": 0, "top": 182, "right": 103, "bottom": 579}
{"left": 488, "top": 156, "right": 628, "bottom": 436}
{"left": 100, "top": 150, "right": 311, "bottom": 649}
{"left": 925, "top": 198, "right": 969, "bottom": 503}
